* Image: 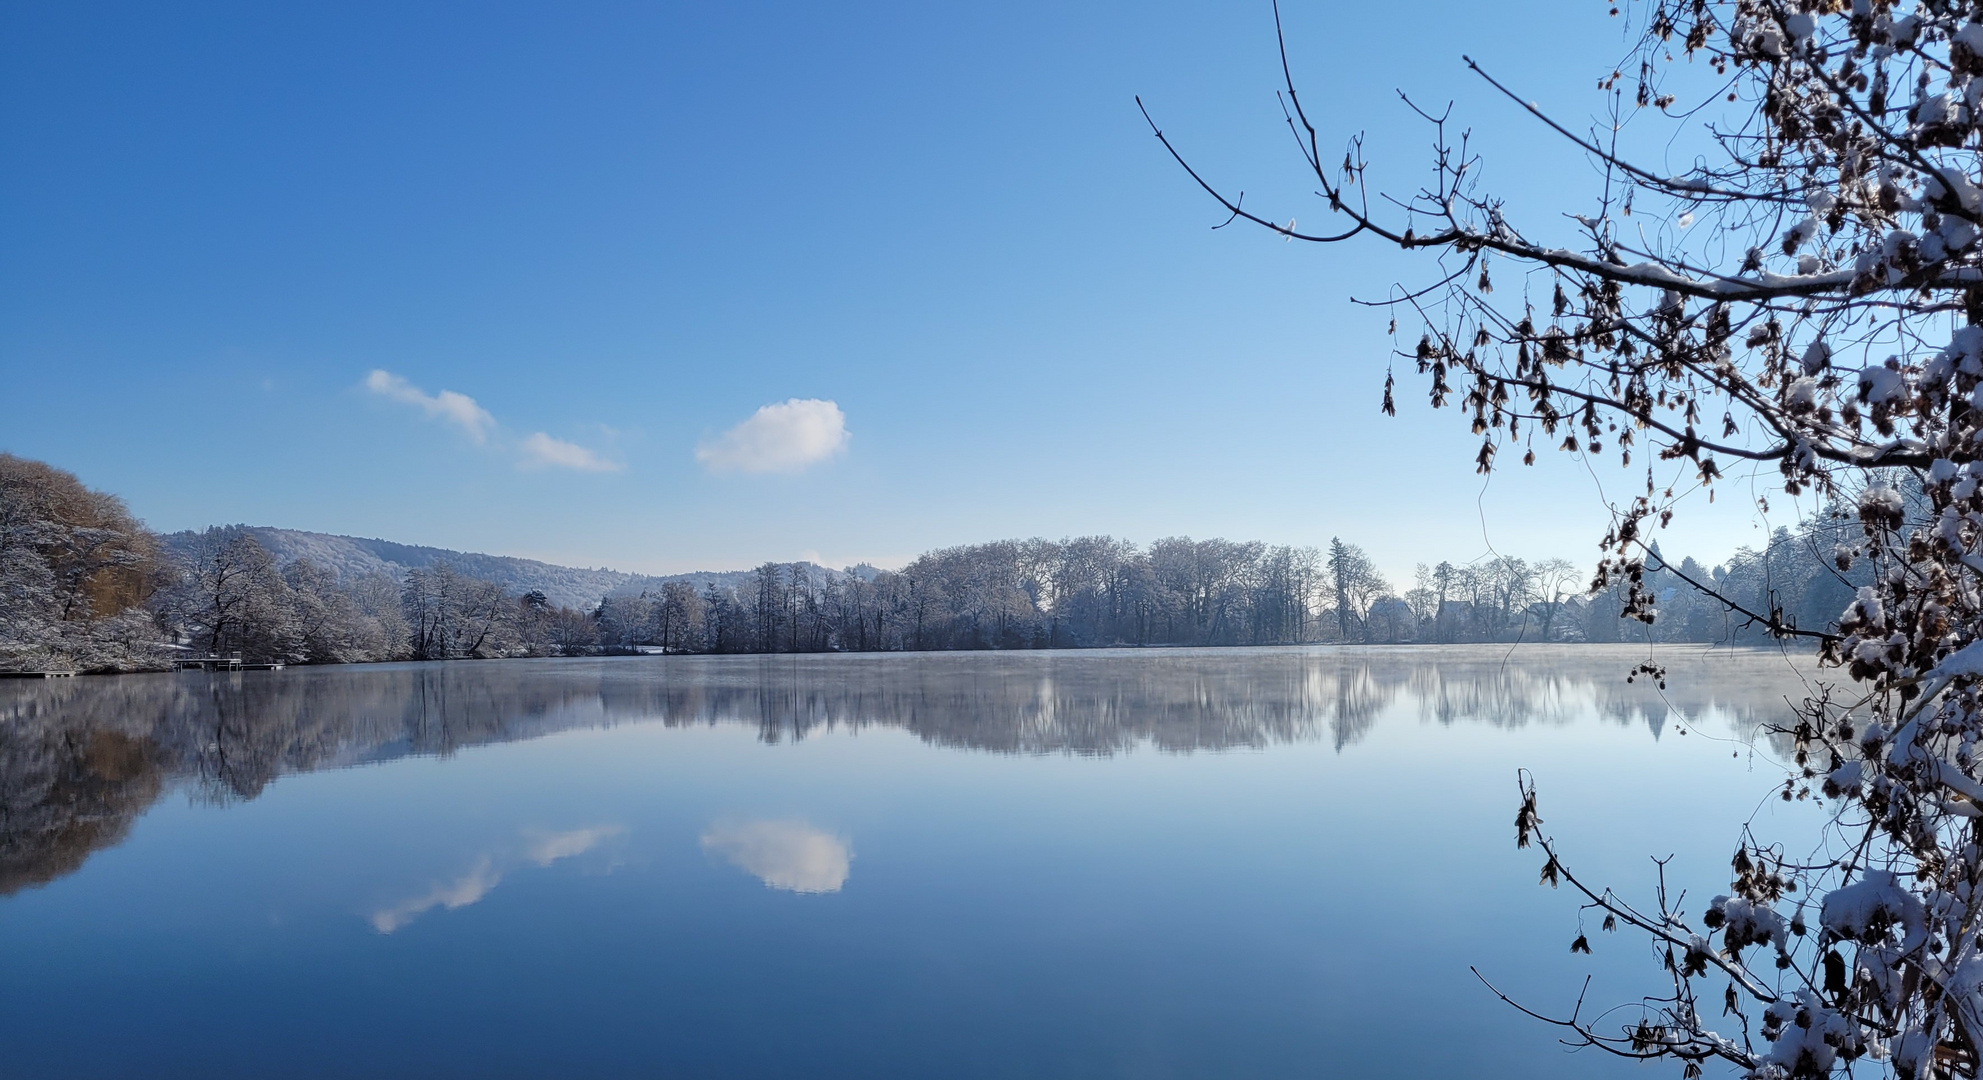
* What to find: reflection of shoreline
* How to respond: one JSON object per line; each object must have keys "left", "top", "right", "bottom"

{"left": 0, "top": 646, "right": 1821, "bottom": 897}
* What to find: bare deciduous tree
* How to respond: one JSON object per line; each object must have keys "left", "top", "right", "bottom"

{"left": 171, "top": 528, "right": 293, "bottom": 661}
{"left": 1532, "top": 556, "right": 1584, "bottom": 641}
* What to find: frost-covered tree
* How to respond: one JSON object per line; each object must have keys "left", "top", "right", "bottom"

{"left": 166, "top": 527, "right": 295, "bottom": 661}
{"left": 654, "top": 581, "right": 705, "bottom": 653}
{"left": 595, "top": 592, "right": 657, "bottom": 651}
{"left": 1533, "top": 556, "right": 1586, "bottom": 641}
{"left": 1147, "top": 0, "right": 1983, "bottom": 1074}
{"left": 345, "top": 571, "right": 412, "bottom": 658}
{"left": 1326, "top": 538, "right": 1388, "bottom": 642}
{"left": 398, "top": 562, "right": 523, "bottom": 660}
{"left": 282, "top": 558, "right": 408, "bottom": 663}
{"left": 402, "top": 563, "right": 465, "bottom": 660}
{"left": 0, "top": 454, "right": 167, "bottom": 672}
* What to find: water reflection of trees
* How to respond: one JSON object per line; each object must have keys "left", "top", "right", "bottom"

{"left": 0, "top": 646, "right": 1821, "bottom": 895}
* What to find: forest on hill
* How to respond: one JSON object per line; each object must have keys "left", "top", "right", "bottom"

{"left": 0, "top": 452, "right": 1861, "bottom": 672}
{"left": 155, "top": 526, "right": 786, "bottom": 612}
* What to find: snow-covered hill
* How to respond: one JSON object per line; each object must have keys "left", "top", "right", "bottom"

{"left": 158, "top": 526, "right": 823, "bottom": 611}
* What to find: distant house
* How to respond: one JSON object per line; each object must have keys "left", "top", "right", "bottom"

{"left": 1366, "top": 598, "right": 1417, "bottom": 644}
{"left": 1523, "top": 599, "right": 1587, "bottom": 642}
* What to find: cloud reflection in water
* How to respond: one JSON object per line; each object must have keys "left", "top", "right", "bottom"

{"left": 524, "top": 824, "right": 624, "bottom": 867}
{"left": 370, "top": 856, "right": 503, "bottom": 933}
{"left": 701, "top": 820, "right": 851, "bottom": 894}
{"left": 370, "top": 824, "right": 624, "bottom": 934}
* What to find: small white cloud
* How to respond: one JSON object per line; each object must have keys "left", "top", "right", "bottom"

{"left": 701, "top": 819, "right": 852, "bottom": 893}
{"left": 520, "top": 432, "right": 621, "bottom": 473}
{"left": 523, "top": 824, "right": 624, "bottom": 867}
{"left": 370, "top": 856, "right": 503, "bottom": 934}
{"left": 365, "top": 369, "right": 497, "bottom": 444}
{"left": 695, "top": 398, "right": 849, "bottom": 474}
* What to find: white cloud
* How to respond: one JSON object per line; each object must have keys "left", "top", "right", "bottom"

{"left": 364, "top": 369, "right": 497, "bottom": 444}
{"left": 523, "top": 824, "right": 624, "bottom": 867}
{"left": 695, "top": 398, "right": 850, "bottom": 474}
{"left": 520, "top": 432, "right": 622, "bottom": 473}
{"left": 701, "top": 819, "right": 852, "bottom": 893}
{"left": 370, "top": 856, "right": 503, "bottom": 933}
{"left": 364, "top": 370, "right": 619, "bottom": 472}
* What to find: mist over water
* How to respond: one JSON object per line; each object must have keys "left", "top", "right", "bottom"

{"left": 0, "top": 646, "right": 1826, "bottom": 1078}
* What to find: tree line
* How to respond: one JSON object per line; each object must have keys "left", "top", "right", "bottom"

{"left": 0, "top": 451, "right": 1876, "bottom": 672}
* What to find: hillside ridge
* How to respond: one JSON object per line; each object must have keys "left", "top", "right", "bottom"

{"left": 158, "top": 525, "right": 817, "bottom": 611}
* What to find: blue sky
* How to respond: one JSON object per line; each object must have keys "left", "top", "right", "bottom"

{"left": 0, "top": 1, "right": 1785, "bottom": 579}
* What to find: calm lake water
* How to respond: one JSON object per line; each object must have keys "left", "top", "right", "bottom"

{"left": 0, "top": 645, "right": 1829, "bottom": 1078}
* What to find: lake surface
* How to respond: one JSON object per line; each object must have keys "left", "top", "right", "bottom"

{"left": 0, "top": 646, "right": 1830, "bottom": 1078}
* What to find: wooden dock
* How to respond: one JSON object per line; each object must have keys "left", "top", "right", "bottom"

{"left": 0, "top": 670, "right": 76, "bottom": 678}
{"left": 173, "top": 655, "right": 285, "bottom": 672}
